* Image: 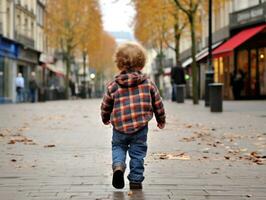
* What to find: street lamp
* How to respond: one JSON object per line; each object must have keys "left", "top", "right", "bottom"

{"left": 90, "top": 73, "right": 95, "bottom": 80}
{"left": 205, "top": 0, "right": 214, "bottom": 107}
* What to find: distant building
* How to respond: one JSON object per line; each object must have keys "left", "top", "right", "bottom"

{"left": 0, "top": 0, "right": 46, "bottom": 103}
{"left": 179, "top": 0, "right": 266, "bottom": 100}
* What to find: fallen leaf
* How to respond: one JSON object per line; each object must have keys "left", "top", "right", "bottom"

{"left": 44, "top": 144, "right": 56, "bottom": 148}
{"left": 251, "top": 152, "right": 260, "bottom": 158}
{"left": 240, "top": 148, "right": 248, "bottom": 152}
{"left": 11, "top": 159, "right": 17, "bottom": 162}
{"left": 156, "top": 152, "right": 190, "bottom": 160}
{"left": 128, "top": 191, "right": 133, "bottom": 196}
{"left": 224, "top": 156, "right": 230, "bottom": 160}
{"left": 8, "top": 140, "right": 16, "bottom": 144}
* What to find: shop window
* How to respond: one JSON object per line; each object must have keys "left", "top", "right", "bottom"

{"left": 214, "top": 58, "right": 219, "bottom": 82}
{"left": 259, "top": 47, "right": 266, "bottom": 95}
{"left": 237, "top": 50, "right": 248, "bottom": 96}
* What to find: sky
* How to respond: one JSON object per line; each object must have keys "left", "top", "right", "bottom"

{"left": 100, "top": 0, "right": 135, "bottom": 33}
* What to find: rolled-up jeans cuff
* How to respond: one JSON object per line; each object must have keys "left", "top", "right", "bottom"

{"left": 128, "top": 175, "right": 145, "bottom": 183}
{"left": 112, "top": 162, "right": 126, "bottom": 171}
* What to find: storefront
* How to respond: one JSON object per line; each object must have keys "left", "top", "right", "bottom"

{"left": 0, "top": 36, "right": 19, "bottom": 103}
{"left": 212, "top": 2, "right": 266, "bottom": 100}
{"left": 17, "top": 46, "right": 40, "bottom": 101}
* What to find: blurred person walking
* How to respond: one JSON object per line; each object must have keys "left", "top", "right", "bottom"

{"left": 29, "top": 72, "right": 38, "bottom": 103}
{"left": 15, "top": 73, "right": 25, "bottom": 103}
{"left": 69, "top": 78, "right": 76, "bottom": 99}
{"left": 170, "top": 61, "right": 186, "bottom": 101}
{"left": 231, "top": 69, "right": 244, "bottom": 100}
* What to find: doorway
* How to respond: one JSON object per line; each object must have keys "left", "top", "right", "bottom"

{"left": 237, "top": 47, "right": 266, "bottom": 98}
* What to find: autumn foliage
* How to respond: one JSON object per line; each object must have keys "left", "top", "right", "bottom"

{"left": 45, "top": 0, "right": 117, "bottom": 96}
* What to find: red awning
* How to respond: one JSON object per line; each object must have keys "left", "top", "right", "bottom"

{"left": 213, "top": 24, "right": 266, "bottom": 58}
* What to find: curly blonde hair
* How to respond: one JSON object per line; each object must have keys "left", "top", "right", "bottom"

{"left": 114, "top": 42, "right": 147, "bottom": 72}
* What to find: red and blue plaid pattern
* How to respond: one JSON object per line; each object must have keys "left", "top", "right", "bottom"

{"left": 101, "top": 72, "right": 165, "bottom": 134}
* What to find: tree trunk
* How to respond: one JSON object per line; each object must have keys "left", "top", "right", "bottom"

{"left": 83, "top": 51, "right": 86, "bottom": 83}
{"left": 174, "top": 29, "right": 180, "bottom": 64}
{"left": 189, "top": 14, "right": 199, "bottom": 104}
{"left": 174, "top": 12, "right": 180, "bottom": 64}
{"left": 65, "top": 53, "right": 70, "bottom": 99}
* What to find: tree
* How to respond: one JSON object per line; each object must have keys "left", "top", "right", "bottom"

{"left": 89, "top": 32, "right": 117, "bottom": 93}
{"left": 133, "top": 0, "right": 188, "bottom": 92}
{"left": 45, "top": 0, "right": 103, "bottom": 98}
{"left": 172, "top": 0, "right": 201, "bottom": 104}
{"left": 172, "top": 0, "right": 228, "bottom": 104}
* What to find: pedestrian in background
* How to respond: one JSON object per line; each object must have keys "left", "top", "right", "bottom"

{"left": 15, "top": 73, "right": 24, "bottom": 103}
{"left": 29, "top": 72, "right": 38, "bottom": 103}
{"left": 69, "top": 78, "right": 76, "bottom": 99}
{"left": 170, "top": 61, "right": 186, "bottom": 101}
{"left": 101, "top": 42, "right": 166, "bottom": 190}
{"left": 231, "top": 69, "right": 244, "bottom": 100}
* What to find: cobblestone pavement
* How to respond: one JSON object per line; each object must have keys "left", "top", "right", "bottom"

{"left": 0, "top": 99, "right": 266, "bottom": 200}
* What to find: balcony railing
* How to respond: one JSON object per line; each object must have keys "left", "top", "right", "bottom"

{"left": 14, "top": 31, "right": 35, "bottom": 48}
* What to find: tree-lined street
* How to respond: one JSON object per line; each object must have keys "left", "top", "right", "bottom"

{"left": 0, "top": 100, "right": 265, "bottom": 199}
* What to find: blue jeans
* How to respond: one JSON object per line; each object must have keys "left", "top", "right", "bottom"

{"left": 30, "top": 89, "right": 36, "bottom": 103}
{"left": 112, "top": 126, "right": 148, "bottom": 183}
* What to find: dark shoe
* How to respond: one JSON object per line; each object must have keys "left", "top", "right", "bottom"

{"left": 129, "top": 182, "right": 142, "bottom": 190}
{"left": 112, "top": 166, "right": 125, "bottom": 189}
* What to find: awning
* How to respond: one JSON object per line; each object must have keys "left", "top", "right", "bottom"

{"left": 182, "top": 41, "right": 223, "bottom": 68}
{"left": 42, "top": 63, "right": 65, "bottom": 77}
{"left": 213, "top": 24, "right": 266, "bottom": 58}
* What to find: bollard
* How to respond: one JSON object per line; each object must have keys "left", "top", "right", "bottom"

{"left": 176, "top": 84, "right": 185, "bottom": 103}
{"left": 209, "top": 83, "right": 223, "bottom": 112}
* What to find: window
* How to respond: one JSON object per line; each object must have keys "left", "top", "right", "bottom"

{"left": 24, "top": 18, "right": 28, "bottom": 36}
{"left": 37, "top": 5, "right": 44, "bottom": 26}
{"left": 31, "top": 21, "right": 34, "bottom": 38}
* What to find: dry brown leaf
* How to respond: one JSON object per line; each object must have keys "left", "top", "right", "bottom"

{"left": 8, "top": 140, "right": 16, "bottom": 144}
{"left": 44, "top": 144, "right": 56, "bottom": 148}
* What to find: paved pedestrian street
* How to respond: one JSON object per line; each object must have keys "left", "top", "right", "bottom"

{"left": 0, "top": 100, "right": 266, "bottom": 200}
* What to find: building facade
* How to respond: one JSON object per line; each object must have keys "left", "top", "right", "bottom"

{"left": 179, "top": 0, "right": 266, "bottom": 100}
{"left": 0, "top": 0, "right": 46, "bottom": 103}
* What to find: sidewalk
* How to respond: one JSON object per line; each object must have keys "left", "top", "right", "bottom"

{"left": 0, "top": 99, "right": 265, "bottom": 200}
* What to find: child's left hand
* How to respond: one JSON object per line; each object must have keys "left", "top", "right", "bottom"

{"left": 157, "top": 123, "right": 165, "bottom": 129}
{"left": 104, "top": 121, "right": 111, "bottom": 125}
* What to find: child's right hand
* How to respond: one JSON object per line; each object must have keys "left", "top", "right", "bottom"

{"left": 157, "top": 123, "right": 165, "bottom": 129}
{"left": 104, "top": 121, "right": 111, "bottom": 125}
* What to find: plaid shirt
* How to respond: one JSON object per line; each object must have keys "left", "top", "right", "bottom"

{"left": 101, "top": 71, "right": 166, "bottom": 134}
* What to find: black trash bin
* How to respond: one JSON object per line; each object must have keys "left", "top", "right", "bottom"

{"left": 209, "top": 83, "right": 223, "bottom": 112}
{"left": 176, "top": 84, "right": 185, "bottom": 103}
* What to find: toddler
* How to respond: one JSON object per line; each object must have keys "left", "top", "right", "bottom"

{"left": 101, "top": 42, "right": 166, "bottom": 190}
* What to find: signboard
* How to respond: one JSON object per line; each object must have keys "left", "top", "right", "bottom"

{"left": 0, "top": 37, "right": 19, "bottom": 59}
{"left": 18, "top": 47, "right": 38, "bottom": 64}
{"left": 230, "top": 2, "right": 266, "bottom": 30}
